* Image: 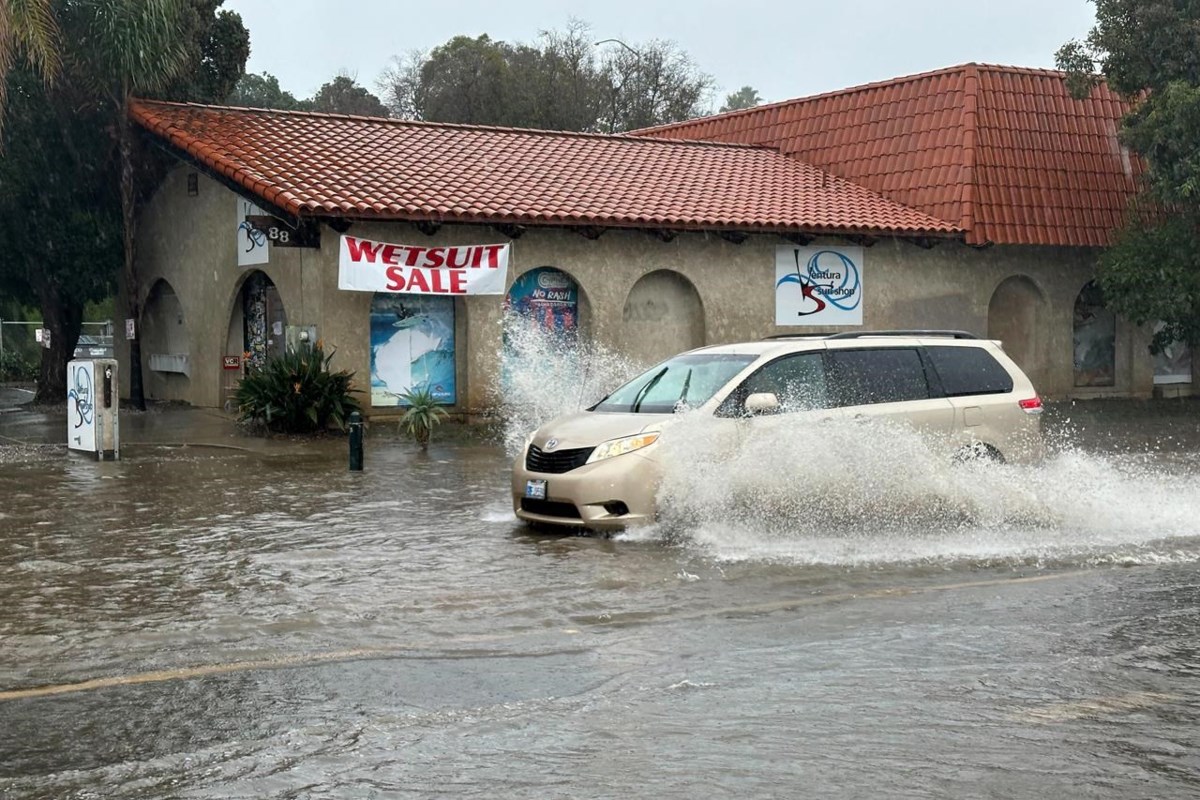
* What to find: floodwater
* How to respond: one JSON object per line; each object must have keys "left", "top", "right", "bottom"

{"left": 2, "top": 379, "right": 1200, "bottom": 797}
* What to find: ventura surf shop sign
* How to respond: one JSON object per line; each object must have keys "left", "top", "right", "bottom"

{"left": 338, "top": 235, "right": 510, "bottom": 295}
{"left": 775, "top": 246, "right": 864, "bottom": 326}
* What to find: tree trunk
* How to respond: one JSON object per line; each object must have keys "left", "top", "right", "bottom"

{"left": 119, "top": 93, "right": 146, "bottom": 410}
{"left": 33, "top": 283, "right": 83, "bottom": 404}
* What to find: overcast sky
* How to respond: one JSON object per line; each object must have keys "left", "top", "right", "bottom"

{"left": 224, "top": 0, "right": 1097, "bottom": 107}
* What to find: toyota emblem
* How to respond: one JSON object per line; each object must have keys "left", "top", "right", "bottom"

{"left": 544, "top": 438, "right": 559, "bottom": 451}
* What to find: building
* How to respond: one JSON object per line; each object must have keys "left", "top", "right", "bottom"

{"left": 124, "top": 63, "right": 1195, "bottom": 417}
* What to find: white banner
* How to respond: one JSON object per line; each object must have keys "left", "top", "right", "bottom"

{"left": 338, "top": 235, "right": 509, "bottom": 295}
{"left": 775, "top": 246, "right": 864, "bottom": 326}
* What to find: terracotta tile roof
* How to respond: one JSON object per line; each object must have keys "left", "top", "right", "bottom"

{"left": 636, "top": 64, "right": 1142, "bottom": 247}
{"left": 129, "top": 99, "right": 960, "bottom": 239}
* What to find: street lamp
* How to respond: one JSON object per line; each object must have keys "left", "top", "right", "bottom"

{"left": 594, "top": 38, "right": 640, "bottom": 58}
{"left": 595, "top": 38, "right": 643, "bottom": 133}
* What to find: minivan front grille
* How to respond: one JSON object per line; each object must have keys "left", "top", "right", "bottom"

{"left": 520, "top": 498, "right": 581, "bottom": 519}
{"left": 525, "top": 444, "right": 595, "bottom": 474}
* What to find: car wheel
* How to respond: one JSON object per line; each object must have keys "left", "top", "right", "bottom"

{"left": 954, "top": 441, "right": 1004, "bottom": 464}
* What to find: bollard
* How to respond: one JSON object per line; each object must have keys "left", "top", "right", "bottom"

{"left": 348, "top": 411, "right": 364, "bottom": 471}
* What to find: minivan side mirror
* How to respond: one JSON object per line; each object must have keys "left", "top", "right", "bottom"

{"left": 744, "top": 392, "right": 780, "bottom": 414}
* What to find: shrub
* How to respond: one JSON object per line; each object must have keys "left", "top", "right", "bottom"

{"left": 0, "top": 350, "right": 37, "bottom": 382}
{"left": 398, "top": 386, "right": 448, "bottom": 449}
{"left": 236, "top": 342, "right": 360, "bottom": 433}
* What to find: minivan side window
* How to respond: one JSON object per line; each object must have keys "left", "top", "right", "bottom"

{"left": 827, "top": 348, "right": 930, "bottom": 407}
{"left": 717, "top": 352, "right": 827, "bottom": 415}
{"left": 926, "top": 345, "right": 1014, "bottom": 397}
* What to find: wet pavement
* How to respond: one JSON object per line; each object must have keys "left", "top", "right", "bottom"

{"left": 2, "top": 395, "right": 1200, "bottom": 798}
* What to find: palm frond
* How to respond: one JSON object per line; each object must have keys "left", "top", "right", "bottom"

{"left": 0, "top": 0, "right": 62, "bottom": 137}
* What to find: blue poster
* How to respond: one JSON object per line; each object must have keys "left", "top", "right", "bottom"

{"left": 505, "top": 267, "right": 579, "bottom": 335}
{"left": 370, "top": 294, "right": 456, "bottom": 406}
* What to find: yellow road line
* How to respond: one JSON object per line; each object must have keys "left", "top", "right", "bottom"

{"left": 0, "top": 569, "right": 1094, "bottom": 703}
{"left": 1015, "top": 691, "right": 1181, "bottom": 723}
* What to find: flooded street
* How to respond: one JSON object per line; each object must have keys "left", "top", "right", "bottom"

{"left": 3, "top": 402, "right": 1200, "bottom": 798}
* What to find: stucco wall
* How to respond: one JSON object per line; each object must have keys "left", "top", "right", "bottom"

{"left": 126, "top": 167, "right": 1164, "bottom": 414}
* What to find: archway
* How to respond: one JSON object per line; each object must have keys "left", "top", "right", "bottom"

{"left": 1073, "top": 280, "right": 1115, "bottom": 387}
{"left": 142, "top": 278, "right": 191, "bottom": 400}
{"left": 501, "top": 267, "right": 585, "bottom": 399}
{"left": 369, "top": 294, "right": 457, "bottom": 407}
{"left": 987, "top": 275, "right": 1045, "bottom": 378}
{"left": 621, "top": 270, "right": 705, "bottom": 364}
{"left": 226, "top": 270, "right": 288, "bottom": 371}
{"left": 504, "top": 267, "right": 583, "bottom": 338}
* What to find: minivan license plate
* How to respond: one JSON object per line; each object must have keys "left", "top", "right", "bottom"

{"left": 525, "top": 479, "right": 547, "bottom": 500}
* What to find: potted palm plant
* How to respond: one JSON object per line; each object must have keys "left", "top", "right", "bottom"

{"left": 398, "top": 386, "right": 448, "bottom": 450}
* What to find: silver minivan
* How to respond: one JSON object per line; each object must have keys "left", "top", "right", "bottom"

{"left": 512, "top": 331, "right": 1045, "bottom": 531}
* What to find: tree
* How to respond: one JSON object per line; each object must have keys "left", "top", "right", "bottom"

{"left": 1057, "top": 0, "right": 1200, "bottom": 352}
{"left": 405, "top": 34, "right": 514, "bottom": 125}
{"left": 0, "top": 67, "right": 119, "bottom": 400}
{"left": 309, "top": 74, "right": 388, "bottom": 117}
{"left": 0, "top": 0, "right": 61, "bottom": 135}
{"left": 378, "top": 22, "right": 713, "bottom": 133}
{"left": 0, "top": 0, "right": 248, "bottom": 403}
{"left": 595, "top": 38, "right": 713, "bottom": 132}
{"left": 720, "top": 85, "right": 762, "bottom": 113}
{"left": 227, "top": 70, "right": 306, "bottom": 110}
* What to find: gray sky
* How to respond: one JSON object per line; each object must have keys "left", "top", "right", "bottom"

{"left": 225, "top": 0, "right": 1097, "bottom": 108}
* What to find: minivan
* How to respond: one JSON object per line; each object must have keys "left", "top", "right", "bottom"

{"left": 512, "top": 331, "right": 1045, "bottom": 531}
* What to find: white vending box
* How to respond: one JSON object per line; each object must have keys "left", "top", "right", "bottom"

{"left": 67, "top": 358, "right": 119, "bottom": 460}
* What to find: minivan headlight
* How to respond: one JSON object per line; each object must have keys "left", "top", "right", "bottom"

{"left": 586, "top": 432, "right": 660, "bottom": 464}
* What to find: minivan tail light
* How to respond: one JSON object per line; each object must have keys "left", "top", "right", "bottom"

{"left": 1018, "top": 396, "right": 1043, "bottom": 414}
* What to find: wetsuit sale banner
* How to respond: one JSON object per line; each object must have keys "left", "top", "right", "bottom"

{"left": 775, "top": 246, "right": 864, "bottom": 326}
{"left": 338, "top": 235, "right": 509, "bottom": 295}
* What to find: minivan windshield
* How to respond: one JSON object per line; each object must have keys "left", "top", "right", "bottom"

{"left": 592, "top": 353, "right": 758, "bottom": 414}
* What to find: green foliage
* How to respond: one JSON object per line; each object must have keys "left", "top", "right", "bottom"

{"left": 397, "top": 386, "right": 448, "bottom": 449}
{"left": 720, "top": 85, "right": 762, "bottom": 113}
{"left": 236, "top": 342, "right": 361, "bottom": 434}
{"left": 378, "top": 20, "right": 714, "bottom": 132}
{"left": 227, "top": 70, "right": 307, "bottom": 110}
{"left": 309, "top": 74, "right": 389, "bottom": 117}
{"left": 1058, "top": 0, "right": 1200, "bottom": 348}
{"left": 0, "top": 349, "right": 38, "bottom": 382}
{"left": 0, "top": 0, "right": 247, "bottom": 403}
{"left": 0, "top": 0, "right": 61, "bottom": 136}
{"left": 1097, "top": 211, "right": 1200, "bottom": 351}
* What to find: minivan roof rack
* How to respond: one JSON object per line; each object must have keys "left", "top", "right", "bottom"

{"left": 765, "top": 330, "right": 980, "bottom": 341}
{"left": 826, "top": 330, "right": 980, "bottom": 340}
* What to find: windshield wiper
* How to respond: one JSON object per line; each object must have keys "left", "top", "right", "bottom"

{"left": 677, "top": 368, "right": 692, "bottom": 408}
{"left": 631, "top": 367, "right": 669, "bottom": 413}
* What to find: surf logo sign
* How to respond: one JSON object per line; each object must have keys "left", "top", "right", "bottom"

{"left": 774, "top": 246, "right": 864, "bottom": 326}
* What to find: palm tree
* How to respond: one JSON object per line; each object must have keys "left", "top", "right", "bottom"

{"left": 67, "top": 0, "right": 189, "bottom": 409}
{"left": 0, "top": 0, "right": 62, "bottom": 134}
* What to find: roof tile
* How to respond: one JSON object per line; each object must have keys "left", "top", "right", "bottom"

{"left": 130, "top": 99, "right": 958, "bottom": 238}
{"left": 636, "top": 63, "right": 1142, "bottom": 247}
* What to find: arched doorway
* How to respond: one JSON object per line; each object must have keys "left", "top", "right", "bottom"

{"left": 1073, "top": 280, "right": 1115, "bottom": 387}
{"left": 987, "top": 275, "right": 1045, "bottom": 378}
{"left": 227, "top": 270, "right": 287, "bottom": 371}
{"left": 621, "top": 270, "right": 704, "bottom": 364}
{"left": 142, "top": 278, "right": 191, "bottom": 400}
{"left": 505, "top": 267, "right": 582, "bottom": 338}
{"left": 369, "top": 294, "right": 456, "bottom": 407}
{"left": 500, "top": 267, "right": 584, "bottom": 399}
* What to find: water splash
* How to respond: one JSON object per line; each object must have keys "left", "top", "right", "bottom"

{"left": 491, "top": 314, "right": 645, "bottom": 456}
{"left": 643, "top": 411, "right": 1200, "bottom": 566}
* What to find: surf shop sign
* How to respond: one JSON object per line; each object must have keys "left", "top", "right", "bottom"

{"left": 338, "top": 235, "right": 509, "bottom": 295}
